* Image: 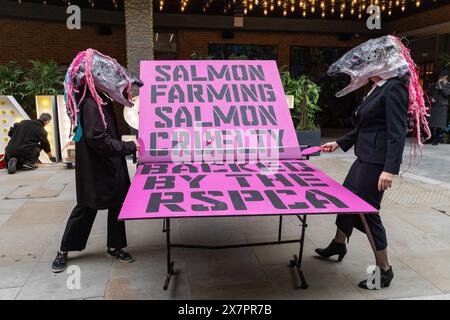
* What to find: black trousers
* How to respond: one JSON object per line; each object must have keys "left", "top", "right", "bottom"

{"left": 336, "top": 159, "right": 388, "bottom": 251}
{"left": 60, "top": 205, "right": 127, "bottom": 252}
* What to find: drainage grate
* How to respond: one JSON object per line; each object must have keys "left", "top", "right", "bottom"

{"left": 4, "top": 184, "right": 68, "bottom": 199}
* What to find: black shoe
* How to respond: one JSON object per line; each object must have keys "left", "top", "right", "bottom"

{"left": 315, "top": 240, "right": 347, "bottom": 262}
{"left": 7, "top": 158, "right": 17, "bottom": 174}
{"left": 358, "top": 266, "right": 394, "bottom": 290}
{"left": 107, "top": 248, "right": 135, "bottom": 263}
{"left": 22, "top": 161, "right": 38, "bottom": 170}
{"left": 51, "top": 251, "right": 68, "bottom": 273}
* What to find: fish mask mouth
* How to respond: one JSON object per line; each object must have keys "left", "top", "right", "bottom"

{"left": 327, "top": 67, "right": 367, "bottom": 98}
{"left": 120, "top": 75, "right": 144, "bottom": 108}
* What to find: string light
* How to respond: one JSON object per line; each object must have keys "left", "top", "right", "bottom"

{"left": 199, "top": 0, "right": 432, "bottom": 18}
{"left": 17, "top": 0, "right": 433, "bottom": 19}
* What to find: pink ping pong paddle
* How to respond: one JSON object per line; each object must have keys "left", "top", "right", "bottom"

{"left": 301, "top": 146, "right": 322, "bottom": 156}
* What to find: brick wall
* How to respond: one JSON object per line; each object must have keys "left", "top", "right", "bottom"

{"left": 2, "top": 3, "right": 449, "bottom": 68}
{"left": 177, "top": 29, "right": 367, "bottom": 67}
{"left": 0, "top": 18, "right": 126, "bottom": 66}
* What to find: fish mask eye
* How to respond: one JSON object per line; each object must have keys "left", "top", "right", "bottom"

{"left": 351, "top": 55, "right": 362, "bottom": 66}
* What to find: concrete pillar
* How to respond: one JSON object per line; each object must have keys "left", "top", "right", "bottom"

{"left": 124, "top": 0, "right": 154, "bottom": 77}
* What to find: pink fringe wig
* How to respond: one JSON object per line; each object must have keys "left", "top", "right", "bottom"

{"left": 393, "top": 36, "right": 431, "bottom": 148}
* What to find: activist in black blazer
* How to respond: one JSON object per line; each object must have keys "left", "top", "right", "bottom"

{"left": 336, "top": 77, "right": 409, "bottom": 175}
{"left": 316, "top": 76, "right": 409, "bottom": 289}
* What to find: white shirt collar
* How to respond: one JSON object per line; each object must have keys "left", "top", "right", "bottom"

{"left": 366, "top": 78, "right": 389, "bottom": 97}
{"left": 376, "top": 79, "right": 389, "bottom": 87}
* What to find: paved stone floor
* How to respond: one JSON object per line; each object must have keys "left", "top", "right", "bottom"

{"left": 1, "top": 141, "right": 450, "bottom": 300}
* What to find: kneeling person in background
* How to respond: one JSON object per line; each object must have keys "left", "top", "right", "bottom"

{"left": 5, "top": 113, "right": 56, "bottom": 174}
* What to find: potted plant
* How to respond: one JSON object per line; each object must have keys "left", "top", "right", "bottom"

{"left": 280, "top": 68, "right": 321, "bottom": 150}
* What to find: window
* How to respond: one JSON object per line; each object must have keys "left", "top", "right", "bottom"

{"left": 417, "top": 62, "right": 434, "bottom": 91}
{"left": 154, "top": 32, "right": 177, "bottom": 60}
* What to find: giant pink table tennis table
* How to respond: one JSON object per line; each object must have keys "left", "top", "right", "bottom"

{"left": 119, "top": 60, "right": 378, "bottom": 290}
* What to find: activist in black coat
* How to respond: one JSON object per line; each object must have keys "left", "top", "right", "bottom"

{"left": 75, "top": 94, "right": 136, "bottom": 210}
{"left": 51, "top": 48, "right": 143, "bottom": 273}
{"left": 428, "top": 70, "right": 450, "bottom": 145}
{"left": 59, "top": 93, "right": 136, "bottom": 253}
{"left": 429, "top": 74, "right": 450, "bottom": 129}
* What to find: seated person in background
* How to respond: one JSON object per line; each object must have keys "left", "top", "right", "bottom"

{"left": 5, "top": 112, "right": 56, "bottom": 174}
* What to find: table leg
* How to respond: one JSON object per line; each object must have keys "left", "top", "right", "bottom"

{"left": 290, "top": 215, "right": 309, "bottom": 289}
{"left": 163, "top": 218, "right": 175, "bottom": 290}
{"left": 278, "top": 216, "right": 283, "bottom": 242}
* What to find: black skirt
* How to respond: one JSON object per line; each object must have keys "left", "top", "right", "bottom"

{"left": 336, "top": 159, "right": 388, "bottom": 251}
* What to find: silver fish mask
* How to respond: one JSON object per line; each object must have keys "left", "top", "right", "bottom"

{"left": 328, "top": 35, "right": 410, "bottom": 97}
{"left": 74, "top": 51, "right": 143, "bottom": 107}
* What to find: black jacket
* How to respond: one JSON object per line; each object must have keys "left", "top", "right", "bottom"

{"left": 75, "top": 95, "right": 136, "bottom": 210}
{"left": 428, "top": 80, "right": 450, "bottom": 129}
{"left": 5, "top": 119, "right": 51, "bottom": 160}
{"left": 337, "top": 78, "right": 409, "bottom": 175}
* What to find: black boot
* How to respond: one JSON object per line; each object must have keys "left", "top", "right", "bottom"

{"left": 7, "top": 158, "right": 17, "bottom": 174}
{"left": 358, "top": 266, "right": 394, "bottom": 290}
{"left": 315, "top": 240, "right": 347, "bottom": 262}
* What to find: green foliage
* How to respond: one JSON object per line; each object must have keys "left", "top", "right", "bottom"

{"left": 280, "top": 67, "right": 321, "bottom": 131}
{"left": 227, "top": 53, "right": 249, "bottom": 60}
{"left": 190, "top": 51, "right": 214, "bottom": 60}
{"left": 190, "top": 51, "right": 249, "bottom": 60}
{"left": 0, "top": 60, "right": 65, "bottom": 117}
{"left": 0, "top": 62, "right": 25, "bottom": 98}
{"left": 23, "top": 60, "right": 65, "bottom": 96}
